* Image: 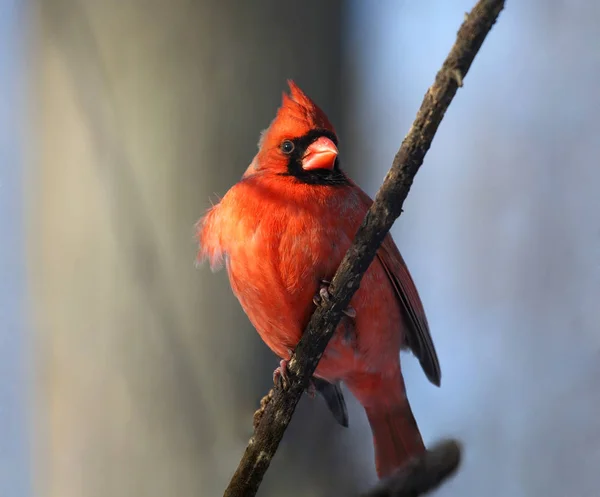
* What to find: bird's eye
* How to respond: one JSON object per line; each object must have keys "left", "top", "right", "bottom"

{"left": 281, "top": 140, "right": 295, "bottom": 154}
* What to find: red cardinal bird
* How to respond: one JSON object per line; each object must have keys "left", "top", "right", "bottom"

{"left": 197, "top": 81, "right": 441, "bottom": 478}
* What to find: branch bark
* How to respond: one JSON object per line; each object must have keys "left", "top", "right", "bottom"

{"left": 224, "top": 1, "right": 505, "bottom": 496}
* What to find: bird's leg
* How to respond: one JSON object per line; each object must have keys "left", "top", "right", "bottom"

{"left": 312, "top": 279, "right": 356, "bottom": 319}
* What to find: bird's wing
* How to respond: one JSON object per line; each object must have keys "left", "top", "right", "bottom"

{"left": 351, "top": 184, "right": 441, "bottom": 386}
{"left": 377, "top": 235, "right": 441, "bottom": 386}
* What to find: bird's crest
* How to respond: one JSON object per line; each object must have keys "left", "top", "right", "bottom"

{"left": 258, "top": 80, "right": 336, "bottom": 150}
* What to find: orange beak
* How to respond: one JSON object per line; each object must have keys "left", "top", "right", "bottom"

{"left": 301, "top": 136, "right": 338, "bottom": 171}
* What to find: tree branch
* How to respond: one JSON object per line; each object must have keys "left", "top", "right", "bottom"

{"left": 361, "top": 440, "right": 462, "bottom": 497}
{"left": 223, "top": 1, "right": 505, "bottom": 496}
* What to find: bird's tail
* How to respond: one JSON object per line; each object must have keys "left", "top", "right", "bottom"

{"left": 345, "top": 370, "right": 425, "bottom": 479}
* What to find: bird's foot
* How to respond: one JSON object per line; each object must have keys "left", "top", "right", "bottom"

{"left": 313, "top": 279, "right": 357, "bottom": 348}
{"left": 312, "top": 279, "right": 356, "bottom": 319}
{"left": 273, "top": 358, "right": 318, "bottom": 398}
{"left": 273, "top": 359, "right": 290, "bottom": 389}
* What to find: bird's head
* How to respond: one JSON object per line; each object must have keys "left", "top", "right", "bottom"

{"left": 247, "top": 80, "right": 347, "bottom": 186}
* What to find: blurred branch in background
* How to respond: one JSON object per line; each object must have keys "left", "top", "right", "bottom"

{"left": 361, "top": 440, "right": 461, "bottom": 497}
{"left": 224, "top": 1, "right": 505, "bottom": 496}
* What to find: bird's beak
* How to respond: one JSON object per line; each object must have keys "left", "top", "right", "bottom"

{"left": 302, "top": 136, "right": 338, "bottom": 171}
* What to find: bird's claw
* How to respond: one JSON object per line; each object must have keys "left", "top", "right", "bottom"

{"left": 312, "top": 279, "right": 356, "bottom": 319}
{"left": 273, "top": 359, "right": 318, "bottom": 398}
{"left": 273, "top": 359, "right": 290, "bottom": 389}
{"left": 313, "top": 279, "right": 358, "bottom": 349}
{"left": 260, "top": 354, "right": 320, "bottom": 425}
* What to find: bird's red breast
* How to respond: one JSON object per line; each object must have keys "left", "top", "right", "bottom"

{"left": 197, "top": 80, "right": 441, "bottom": 478}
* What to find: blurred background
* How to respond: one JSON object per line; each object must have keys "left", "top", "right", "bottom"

{"left": 1, "top": 0, "right": 599, "bottom": 496}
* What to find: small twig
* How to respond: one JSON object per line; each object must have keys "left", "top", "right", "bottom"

{"left": 224, "top": 1, "right": 505, "bottom": 496}
{"left": 361, "top": 440, "right": 462, "bottom": 497}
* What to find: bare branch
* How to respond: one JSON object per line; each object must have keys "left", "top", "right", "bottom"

{"left": 224, "top": 1, "right": 505, "bottom": 496}
{"left": 361, "top": 440, "right": 462, "bottom": 497}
